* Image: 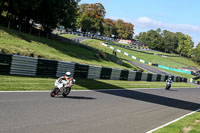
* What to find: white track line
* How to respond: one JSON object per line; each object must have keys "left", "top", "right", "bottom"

{"left": 146, "top": 108, "right": 200, "bottom": 133}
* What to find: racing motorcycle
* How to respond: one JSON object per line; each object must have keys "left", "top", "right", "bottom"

{"left": 50, "top": 78, "right": 75, "bottom": 97}
{"left": 165, "top": 82, "right": 171, "bottom": 90}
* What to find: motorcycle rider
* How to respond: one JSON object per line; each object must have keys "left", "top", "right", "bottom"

{"left": 51, "top": 72, "right": 75, "bottom": 97}
{"left": 165, "top": 78, "right": 173, "bottom": 90}
{"left": 57, "top": 72, "right": 75, "bottom": 86}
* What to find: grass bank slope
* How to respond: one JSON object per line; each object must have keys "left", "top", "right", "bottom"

{"left": 0, "top": 26, "right": 137, "bottom": 69}
{"left": 110, "top": 44, "right": 199, "bottom": 68}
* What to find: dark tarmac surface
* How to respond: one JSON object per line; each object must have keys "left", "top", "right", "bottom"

{"left": 126, "top": 59, "right": 175, "bottom": 76}
{"left": 0, "top": 88, "right": 200, "bottom": 133}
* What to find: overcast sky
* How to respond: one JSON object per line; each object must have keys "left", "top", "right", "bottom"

{"left": 80, "top": 0, "right": 200, "bottom": 47}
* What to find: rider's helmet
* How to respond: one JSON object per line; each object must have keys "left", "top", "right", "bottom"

{"left": 169, "top": 78, "right": 172, "bottom": 80}
{"left": 65, "top": 72, "right": 71, "bottom": 78}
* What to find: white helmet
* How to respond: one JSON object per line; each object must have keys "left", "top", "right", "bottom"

{"left": 65, "top": 72, "right": 71, "bottom": 77}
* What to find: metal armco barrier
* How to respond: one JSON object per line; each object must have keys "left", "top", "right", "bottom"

{"left": 156, "top": 74, "right": 161, "bottom": 81}
{"left": 152, "top": 74, "right": 157, "bottom": 81}
{"left": 142, "top": 73, "right": 148, "bottom": 81}
{"left": 88, "top": 65, "right": 101, "bottom": 79}
{"left": 135, "top": 72, "right": 142, "bottom": 81}
{"left": 74, "top": 64, "right": 89, "bottom": 79}
{"left": 0, "top": 54, "right": 187, "bottom": 82}
{"left": 56, "top": 61, "right": 75, "bottom": 77}
{"left": 36, "top": 59, "right": 58, "bottom": 77}
{"left": 147, "top": 73, "right": 152, "bottom": 81}
{"left": 110, "top": 68, "right": 121, "bottom": 80}
{"left": 128, "top": 70, "right": 136, "bottom": 81}
{"left": 100, "top": 67, "right": 112, "bottom": 79}
{"left": 10, "top": 55, "right": 38, "bottom": 76}
{"left": 160, "top": 74, "right": 166, "bottom": 81}
{"left": 0, "top": 54, "right": 12, "bottom": 74}
{"left": 120, "top": 70, "right": 129, "bottom": 80}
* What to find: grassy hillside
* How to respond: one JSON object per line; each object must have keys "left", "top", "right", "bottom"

{"left": 0, "top": 26, "right": 137, "bottom": 70}
{"left": 103, "top": 40, "right": 199, "bottom": 68}
{"left": 79, "top": 38, "right": 199, "bottom": 69}
{"left": 60, "top": 34, "right": 79, "bottom": 39}
{"left": 57, "top": 34, "right": 199, "bottom": 78}
{"left": 110, "top": 45, "right": 199, "bottom": 68}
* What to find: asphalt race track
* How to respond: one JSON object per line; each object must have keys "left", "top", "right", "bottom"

{"left": 126, "top": 59, "right": 175, "bottom": 76}
{"left": 1, "top": 88, "right": 200, "bottom": 133}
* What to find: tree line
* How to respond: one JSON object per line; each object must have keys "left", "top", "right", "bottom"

{"left": 135, "top": 28, "right": 200, "bottom": 64}
{"left": 0, "top": 0, "right": 79, "bottom": 35}
{"left": 0, "top": 1, "right": 134, "bottom": 39}
{"left": 76, "top": 3, "right": 134, "bottom": 39}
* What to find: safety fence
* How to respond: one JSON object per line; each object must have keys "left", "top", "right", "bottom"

{"left": 0, "top": 53, "right": 187, "bottom": 82}
{"left": 102, "top": 42, "right": 192, "bottom": 75}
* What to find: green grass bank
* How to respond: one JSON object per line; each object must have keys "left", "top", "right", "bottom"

{"left": 0, "top": 75, "right": 196, "bottom": 91}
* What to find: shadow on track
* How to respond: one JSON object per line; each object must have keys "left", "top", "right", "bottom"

{"left": 76, "top": 79, "right": 200, "bottom": 111}
{"left": 55, "top": 95, "right": 96, "bottom": 100}
{"left": 166, "top": 89, "right": 178, "bottom": 92}
{"left": 66, "top": 96, "right": 96, "bottom": 100}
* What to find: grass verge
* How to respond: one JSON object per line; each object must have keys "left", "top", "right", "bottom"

{"left": 60, "top": 34, "right": 79, "bottom": 39}
{"left": 153, "top": 111, "right": 200, "bottom": 133}
{"left": 0, "top": 75, "right": 196, "bottom": 91}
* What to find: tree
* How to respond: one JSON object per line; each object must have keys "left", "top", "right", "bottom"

{"left": 124, "top": 22, "right": 134, "bottom": 40}
{"left": 77, "top": 3, "right": 106, "bottom": 36}
{"left": 1, "top": 0, "right": 80, "bottom": 33}
{"left": 115, "top": 19, "right": 134, "bottom": 39}
{"left": 135, "top": 28, "right": 194, "bottom": 55}
{"left": 115, "top": 19, "right": 125, "bottom": 39}
{"left": 161, "top": 30, "right": 178, "bottom": 53}
{"left": 192, "top": 42, "right": 200, "bottom": 64}
{"left": 0, "top": 0, "right": 6, "bottom": 15}
{"left": 58, "top": 0, "right": 80, "bottom": 29}
{"left": 176, "top": 33, "right": 194, "bottom": 57}
{"left": 146, "top": 29, "right": 163, "bottom": 50}
{"left": 103, "top": 18, "right": 116, "bottom": 37}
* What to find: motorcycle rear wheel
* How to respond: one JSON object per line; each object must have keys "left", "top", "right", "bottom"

{"left": 63, "top": 87, "right": 71, "bottom": 97}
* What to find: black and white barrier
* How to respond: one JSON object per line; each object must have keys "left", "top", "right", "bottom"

{"left": 110, "top": 68, "right": 121, "bottom": 80}
{"left": 10, "top": 55, "right": 38, "bottom": 76}
{"left": 88, "top": 65, "right": 101, "bottom": 79}
{"left": 56, "top": 61, "right": 75, "bottom": 77}
{"left": 0, "top": 53, "right": 187, "bottom": 82}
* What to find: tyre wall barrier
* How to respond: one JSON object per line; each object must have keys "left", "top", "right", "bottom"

{"left": 36, "top": 59, "right": 58, "bottom": 77}
{"left": 0, "top": 54, "right": 12, "bottom": 74}
{"left": 11, "top": 55, "right": 38, "bottom": 76}
{"left": 0, "top": 53, "right": 187, "bottom": 82}
{"left": 88, "top": 65, "right": 101, "bottom": 79}
{"left": 56, "top": 61, "right": 75, "bottom": 77}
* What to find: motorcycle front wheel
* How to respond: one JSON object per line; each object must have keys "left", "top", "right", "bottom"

{"left": 165, "top": 85, "right": 171, "bottom": 90}
{"left": 50, "top": 88, "right": 58, "bottom": 97}
{"left": 63, "top": 87, "right": 71, "bottom": 97}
